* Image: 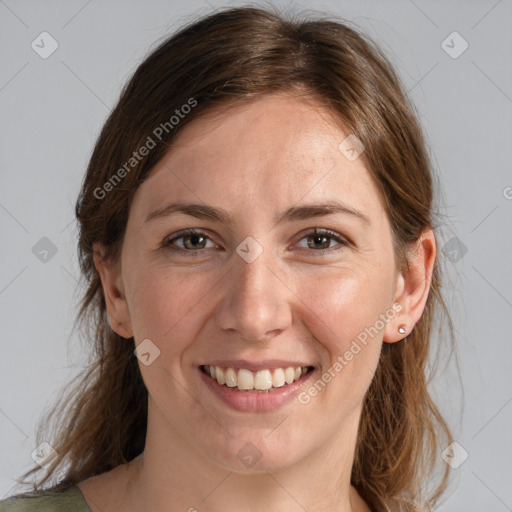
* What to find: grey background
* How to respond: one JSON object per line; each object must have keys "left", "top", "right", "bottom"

{"left": 1, "top": 0, "right": 511, "bottom": 510}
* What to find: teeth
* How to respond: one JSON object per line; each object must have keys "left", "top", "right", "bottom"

{"left": 238, "top": 369, "right": 254, "bottom": 390}
{"left": 225, "top": 368, "right": 237, "bottom": 388}
{"left": 203, "top": 365, "right": 311, "bottom": 391}
{"left": 254, "top": 370, "right": 273, "bottom": 390}
{"left": 284, "top": 367, "right": 295, "bottom": 384}
{"left": 215, "top": 366, "right": 225, "bottom": 385}
{"left": 272, "top": 368, "right": 285, "bottom": 388}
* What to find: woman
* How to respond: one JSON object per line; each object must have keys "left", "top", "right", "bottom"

{"left": 0, "top": 5, "right": 454, "bottom": 512}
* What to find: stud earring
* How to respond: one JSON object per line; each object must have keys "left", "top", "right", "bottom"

{"left": 398, "top": 325, "right": 406, "bottom": 334}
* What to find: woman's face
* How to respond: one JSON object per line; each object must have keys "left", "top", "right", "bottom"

{"left": 102, "top": 92, "right": 410, "bottom": 473}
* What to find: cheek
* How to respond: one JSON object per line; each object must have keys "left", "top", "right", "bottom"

{"left": 125, "top": 266, "right": 215, "bottom": 403}
{"left": 127, "top": 265, "right": 202, "bottom": 344}
{"left": 298, "top": 265, "right": 392, "bottom": 339}
{"left": 293, "top": 269, "right": 392, "bottom": 419}
{"left": 293, "top": 263, "right": 394, "bottom": 396}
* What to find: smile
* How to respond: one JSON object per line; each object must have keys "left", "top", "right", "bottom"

{"left": 200, "top": 365, "right": 313, "bottom": 392}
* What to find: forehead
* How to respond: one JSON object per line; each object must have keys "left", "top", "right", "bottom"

{"left": 131, "top": 93, "right": 385, "bottom": 224}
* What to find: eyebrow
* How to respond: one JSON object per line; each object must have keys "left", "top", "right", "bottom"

{"left": 144, "top": 200, "right": 371, "bottom": 226}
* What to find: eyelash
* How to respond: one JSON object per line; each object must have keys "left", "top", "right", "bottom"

{"left": 160, "top": 228, "right": 350, "bottom": 256}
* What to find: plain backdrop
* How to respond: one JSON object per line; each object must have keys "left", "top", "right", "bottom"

{"left": 1, "top": 0, "right": 511, "bottom": 510}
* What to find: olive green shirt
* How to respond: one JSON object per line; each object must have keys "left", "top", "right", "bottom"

{"left": 0, "top": 486, "right": 92, "bottom": 511}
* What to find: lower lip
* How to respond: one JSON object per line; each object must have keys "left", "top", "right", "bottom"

{"left": 199, "top": 368, "right": 314, "bottom": 413}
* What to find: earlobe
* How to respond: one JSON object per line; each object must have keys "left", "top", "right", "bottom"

{"left": 383, "top": 229, "right": 436, "bottom": 344}
{"left": 93, "top": 243, "right": 133, "bottom": 339}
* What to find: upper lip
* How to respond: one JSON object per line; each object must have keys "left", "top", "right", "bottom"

{"left": 201, "top": 359, "right": 314, "bottom": 371}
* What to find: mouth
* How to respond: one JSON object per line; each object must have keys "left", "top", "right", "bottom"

{"left": 200, "top": 364, "right": 315, "bottom": 393}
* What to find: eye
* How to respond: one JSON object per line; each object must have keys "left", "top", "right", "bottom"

{"left": 161, "top": 229, "right": 216, "bottom": 253}
{"left": 160, "top": 228, "right": 349, "bottom": 256}
{"left": 294, "top": 228, "right": 349, "bottom": 255}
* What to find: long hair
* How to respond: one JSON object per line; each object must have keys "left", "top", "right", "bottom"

{"left": 15, "top": 6, "right": 455, "bottom": 511}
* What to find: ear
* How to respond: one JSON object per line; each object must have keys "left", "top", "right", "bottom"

{"left": 383, "top": 228, "right": 436, "bottom": 344}
{"left": 93, "top": 243, "right": 133, "bottom": 339}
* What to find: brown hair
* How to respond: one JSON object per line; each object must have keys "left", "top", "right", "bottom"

{"left": 15, "top": 5, "right": 455, "bottom": 511}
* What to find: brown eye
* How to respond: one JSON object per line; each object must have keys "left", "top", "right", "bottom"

{"left": 295, "top": 229, "right": 349, "bottom": 255}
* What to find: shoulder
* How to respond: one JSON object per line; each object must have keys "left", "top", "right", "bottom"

{"left": 0, "top": 486, "right": 92, "bottom": 512}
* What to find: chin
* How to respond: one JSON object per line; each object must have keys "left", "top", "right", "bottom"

{"left": 207, "top": 431, "right": 305, "bottom": 474}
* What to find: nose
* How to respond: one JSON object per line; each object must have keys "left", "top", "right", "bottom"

{"left": 215, "top": 244, "right": 293, "bottom": 342}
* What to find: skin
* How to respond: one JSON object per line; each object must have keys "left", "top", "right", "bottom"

{"left": 79, "top": 92, "right": 436, "bottom": 512}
